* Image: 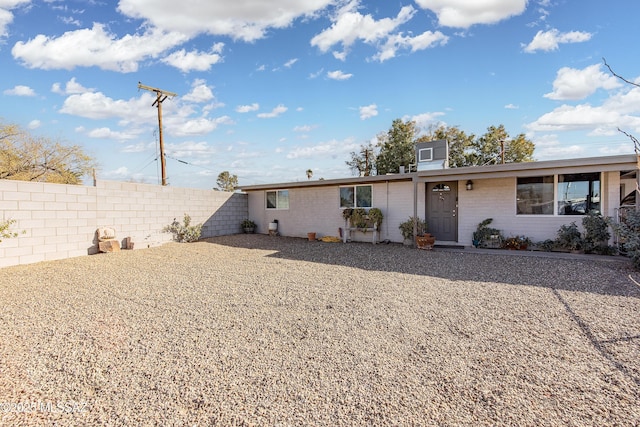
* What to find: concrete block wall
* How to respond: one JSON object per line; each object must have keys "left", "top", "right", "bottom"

{"left": 0, "top": 179, "right": 248, "bottom": 268}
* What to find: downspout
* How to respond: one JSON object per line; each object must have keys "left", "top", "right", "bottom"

{"left": 385, "top": 180, "right": 389, "bottom": 240}
{"left": 413, "top": 175, "right": 418, "bottom": 246}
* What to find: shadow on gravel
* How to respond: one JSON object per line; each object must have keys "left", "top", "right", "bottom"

{"left": 204, "top": 234, "right": 640, "bottom": 299}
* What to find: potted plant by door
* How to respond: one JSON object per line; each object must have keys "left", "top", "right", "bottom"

{"left": 416, "top": 232, "right": 435, "bottom": 250}
{"left": 399, "top": 217, "right": 428, "bottom": 246}
{"left": 241, "top": 219, "right": 256, "bottom": 233}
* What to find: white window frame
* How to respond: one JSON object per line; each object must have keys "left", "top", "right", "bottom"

{"left": 418, "top": 147, "right": 433, "bottom": 162}
{"left": 266, "top": 189, "right": 289, "bottom": 210}
{"left": 515, "top": 172, "right": 601, "bottom": 216}
{"left": 340, "top": 185, "right": 372, "bottom": 208}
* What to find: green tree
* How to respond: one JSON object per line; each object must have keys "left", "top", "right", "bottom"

{"left": 375, "top": 119, "right": 418, "bottom": 175}
{"left": 216, "top": 171, "right": 238, "bottom": 192}
{"left": 0, "top": 121, "right": 96, "bottom": 184}
{"left": 345, "top": 142, "right": 376, "bottom": 176}
{"left": 468, "top": 125, "right": 534, "bottom": 166}
{"left": 424, "top": 124, "right": 534, "bottom": 167}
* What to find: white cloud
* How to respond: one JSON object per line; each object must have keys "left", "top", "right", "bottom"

{"left": 523, "top": 28, "right": 592, "bottom": 53}
{"left": 286, "top": 137, "right": 358, "bottom": 159}
{"left": 166, "top": 115, "right": 234, "bottom": 137}
{"left": 311, "top": 5, "right": 416, "bottom": 60}
{"left": 162, "top": 43, "right": 223, "bottom": 73}
{"left": 407, "top": 112, "right": 446, "bottom": 129}
{"left": 182, "top": 80, "right": 215, "bottom": 103}
{"left": 257, "top": 104, "right": 287, "bottom": 118}
{"left": 293, "top": 124, "right": 316, "bottom": 132}
{"left": 327, "top": 70, "right": 352, "bottom": 80}
{"left": 12, "top": 23, "right": 188, "bottom": 72}
{"left": 359, "top": 104, "right": 378, "bottom": 120}
{"left": 309, "top": 68, "right": 324, "bottom": 79}
{"left": 544, "top": 64, "right": 622, "bottom": 100}
{"left": 87, "top": 127, "right": 137, "bottom": 140}
{"left": 504, "top": 104, "right": 519, "bottom": 109}
{"left": 51, "top": 77, "right": 93, "bottom": 95}
{"left": 117, "top": 0, "right": 334, "bottom": 42}
{"left": 372, "top": 30, "right": 448, "bottom": 62}
{"left": 164, "top": 140, "right": 216, "bottom": 158}
{"left": 414, "top": 0, "right": 527, "bottom": 28}
{"left": 236, "top": 103, "right": 259, "bottom": 113}
{"left": 526, "top": 99, "right": 640, "bottom": 136}
{"left": 60, "top": 91, "right": 157, "bottom": 121}
{"left": 0, "top": 0, "right": 29, "bottom": 38}
{"left": 3, "top": 84, "right": 35, "bottom": 96}
{"left": 28, "top": 119, "right": 41, "bottom": 129}
{"left": 284, "top": 58, "right": 298, "bottom": 68}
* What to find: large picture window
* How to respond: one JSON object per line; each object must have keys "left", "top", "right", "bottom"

{"left": 558, "top": 173, "right": 600, "bottom": 215}
{"left": 266, "top": 190, "right": 289, "bottom": 209}
{"left": 516, "top": 172, "right": 601, "bottom": 215}
{"left": 517, "top": 176, "right": 554, "bottom": 215}
{"left": 340, "top": 185, "right": 372, "bottom": 208}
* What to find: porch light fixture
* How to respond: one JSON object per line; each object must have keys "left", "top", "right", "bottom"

{"left": 466, "top": 180, "right": 473, "bottom": 191}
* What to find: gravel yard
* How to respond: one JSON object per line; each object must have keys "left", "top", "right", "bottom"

{"left": 1, "top": 234, "right": 639, "bottom": 426}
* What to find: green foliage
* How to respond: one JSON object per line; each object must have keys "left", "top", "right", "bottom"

{"left": 241, "top": 218, "right": 256, "bottom": 229}
{"left": 350, "top": 208, "right": 368, "bottom": 229}
{"left": 608, "top": 210, "right": 640, "bottom": 269}
{"left": 582, "top": 211, "right": 613, "bottom": 254}
{"left": 472, "top": 218, "right": 503, "bottom": 248}
{"left": 368, "top": 208, "right": 384, "bottom": 228}
{"left": 164, "top": 214, "right": 203, "bottom": 243}
{"left": 555, "top": 222, "right": 583, "bottom": 252}
{"left": 216, "top": 171, "right": 238, "bottom": 192}
{"left": 399, "top": 217, "right": 428, "bottom": 240}
{"left": 1, "top": 120, "right": 96, "bottom": 184}
{"left": 375, "top": 119, "right": 418, "bottom": 175}
{"left": 0, "top": 218, "right": 19, "bottom": 243}
{"left": 424, "top": 124, "right": 535, "bottom": 167}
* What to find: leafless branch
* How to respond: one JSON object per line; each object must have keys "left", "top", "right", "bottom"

{"left": 618, "top": 127, "right": 640, "bottom": 154}
{"left": 603, "top": 57, "right": 640, "bottom": 88}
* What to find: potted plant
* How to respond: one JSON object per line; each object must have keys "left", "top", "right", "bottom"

{"left": 472, "top": 218, "right": 503, "bottom": 248}
{"left": 399, "top": 217, "right": 427, "bottom": 246}
{"left": 351, "top": 208, "right": 368, "bottom": 230}
{"left": 503, "top": 235, "right": 532, "bottom": 250}
{"left": 241, "top": 218, "right": 256, "bottom": 233}
{"left": 368, "top": 208, "right": 384, "bottom": 230}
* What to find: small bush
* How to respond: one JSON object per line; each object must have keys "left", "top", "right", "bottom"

{"left": 164, "top": 214, "right": 203, "bottom": 243}
{"left": 555, "top": 222, "right": 583, "bottom": 251}
{"left": 582, "top": 211, "right": 614, "bottom": 254}
{"left": 608, "top": 210, "right": 640, "bottom": 269}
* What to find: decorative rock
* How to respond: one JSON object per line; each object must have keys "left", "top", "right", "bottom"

{"left": 99, "top": 240, "right": 121, "bottom": 253}
{"left": 97, "top": 227, "right": 117, "bottom": 242}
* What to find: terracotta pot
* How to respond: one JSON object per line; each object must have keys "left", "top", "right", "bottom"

{"left": 307, "top": 232, "right": 316, "bottom": 241}
{"left": 416, "top": 234, "right": 435, "bottom": 250}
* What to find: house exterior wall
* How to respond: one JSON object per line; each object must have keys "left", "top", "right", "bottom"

{"left": 0, "top": 179, "right": 247, "bottom": 268}
{"left": 247, "top": 170, "right": 626, "bottom": 246}
{"left": 246, "top": 181, "right": 415, "bottom": 242}
{"left": 456, "top": 171, "right": 622, "bottom": 245}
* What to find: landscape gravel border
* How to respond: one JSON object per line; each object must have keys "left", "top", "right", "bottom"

{"left": 1, "top": 234, "right": 639, "bottom": 425}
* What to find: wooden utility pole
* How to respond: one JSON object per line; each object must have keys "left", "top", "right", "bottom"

{"left": 138, "top": 82, "right": 177, "bottom": 186}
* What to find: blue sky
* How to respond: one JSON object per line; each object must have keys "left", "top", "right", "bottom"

{"left": 1, "top": 0, "right": 638, "bottom": 189}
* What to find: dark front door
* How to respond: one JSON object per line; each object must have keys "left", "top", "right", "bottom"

{"left": 427, "top": 182, "right": 458, "bottom": 241}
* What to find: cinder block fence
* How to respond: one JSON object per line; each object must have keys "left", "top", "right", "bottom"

{"left": 0, "top": 179, "right": 248, "bottom": 268}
